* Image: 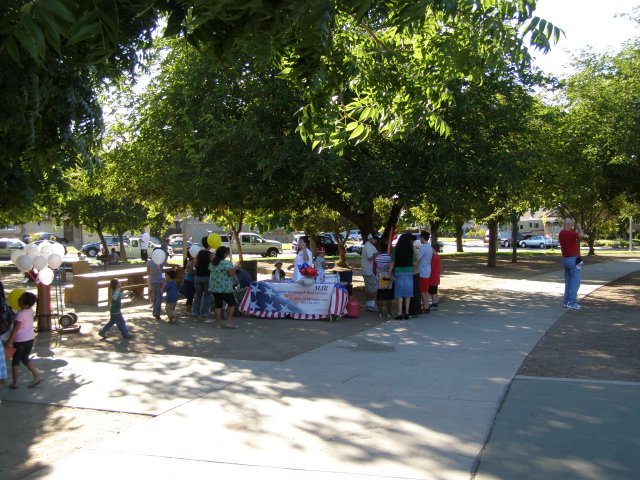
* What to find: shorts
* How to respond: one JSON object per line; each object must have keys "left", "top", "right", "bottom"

{"left": 428, "top": 285, "right": 439, "bottom": 295}
{"left": 393, "top": 272, "right": 414, "bottom": 298}
{"left": 420, "top": 277, "right": 431, "bottom": 293}
{"left": 212, "top": 292, "right": 236, "bottom": 309}
{"left": 12, "top": 339, "right": 34, "bottom": 366}
{"left": 377, "top": 289, "right": 393, "bottom": 301}
{"left": 363, "top": 275, "right": 377, "bottom": 295}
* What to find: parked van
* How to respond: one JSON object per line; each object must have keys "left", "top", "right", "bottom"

{"left": 220, "top": 232, "right": 282, "bottom": 257}
{"left": 124, "top": 237, "right": 173, "bottom": 258}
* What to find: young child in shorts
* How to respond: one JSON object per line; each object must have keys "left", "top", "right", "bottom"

{"left": 164, "top": 270, "right": 179, "bottom": 323}
{"left": 6, "top": 292, "right": 42, "bottom": 389}
{"left": 428, "top": 244, "right": 441, "bottom": 311}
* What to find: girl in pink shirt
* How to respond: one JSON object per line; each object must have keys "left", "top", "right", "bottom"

{"left": 6, "top": 292, "right": 41, "bottom": 389}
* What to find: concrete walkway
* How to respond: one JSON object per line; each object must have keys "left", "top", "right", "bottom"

{"left": 2, "top": 258, "right": 639, "bottom": 479}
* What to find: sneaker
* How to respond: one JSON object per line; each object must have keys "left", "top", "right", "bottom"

{"left": 562, "top": 302, "right": 569, "bottom": 308}
{"left": 123, "top": 334, "right": 133, "bottom": 339}
{"left": 569, "top": 303, "right": 583, "bottom": 310}
{"left": 378, "top": 313, "right": 382, "bottom": 318}
{"left": 98, "top": 330, "right": 107, "bottom": 339}
{"left": 430, "top": 304, "right": 438, "bottom": 311}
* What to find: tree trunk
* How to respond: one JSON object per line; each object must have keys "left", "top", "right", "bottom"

{"left": 455, "top": 221, "right": 464, "bottom": 253}
{"left": 333, "top": 229, "right": 348, "bottom": 268}
{"left": 486, "top": 219, "right": 498, "bottom": 267}
{"left": 429, "top": 219, "right": 441, "bottom": 247}
{"left": 382, "top": 203, "right": 403, "bottom": 247}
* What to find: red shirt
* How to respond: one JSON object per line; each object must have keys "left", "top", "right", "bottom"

{"left": 559, "top": 229, "right": 580, "bottom": 257}
{"left": 429, "top": 253, "right": 441, "bottom": 286}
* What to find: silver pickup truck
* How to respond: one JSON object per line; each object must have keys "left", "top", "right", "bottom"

{"left": 220, "top": 232, "right": 282, "bottom": 257}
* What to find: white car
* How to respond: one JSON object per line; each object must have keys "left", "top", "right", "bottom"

{"left": 220, "top": 232, "right": 282, "bottom": 257}
{"left": 0, "top": 238, "right": 26, "bottom": 258}
{"left": 519, "top": 235, "right": 553, "bottom": 249}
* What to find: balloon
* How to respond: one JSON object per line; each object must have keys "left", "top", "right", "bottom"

{"left": 48, "top": 253, "right": 63, "bottom": 270}
{"left": 51, "top": 242, "right": 66, "bottom": 257}
{"left": 16, "top": 255, "right": 34, "bottom": 272}
{"left": 33, "top": 255, "right": 48, "bottom": 271}
{"left": 7, "top": 288, "right": 26, "bottom": 311}
{"left": 39, "top": 241, "right": 53, "bottom": 256}
{"left": 39, "top": 267, "right": 54, "bottom": 285}
{"left": 151, "top": 249, "right": 166, "bottom": 265}
{"left": 10, "top": 249, "right": 22, "bottom": 265}
{"left": 297, "top": 277, "right": 316, "bottom": 287}
{"left": 25, "top": 243, "right": 39, "bottom": 258}
{"left": 207, "top": 233, "right": 222, "bottom": 250}
{"left": 188, "top": 244, "right": 202, "bottom": 257}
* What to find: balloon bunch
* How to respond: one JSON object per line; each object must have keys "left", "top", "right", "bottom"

{"left": 12, "top": 241, "right": 65, "bottom": 286}
{"left": 298, "top": 263, "right": 318, "bottom": 278}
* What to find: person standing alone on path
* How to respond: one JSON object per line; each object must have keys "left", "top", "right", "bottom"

{"left": 98, "top": 279, "right": 133, "bottom": 339}
{"left": 559, "top": 217, "right": 584, "bottom": 310}
{"left": 140, "top": 228, "right": 150, "bottom": 262}
{"left": 361, "top": 234, "right": 379, "bottom": 311}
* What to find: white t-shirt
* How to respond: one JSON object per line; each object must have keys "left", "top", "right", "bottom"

{"left": 293, "top": 248, "right": 313, "bottom": 281}
{"left": 140, "top": 231, "right": 150, "bottom": 249}
{"left": 418, "top": 242, "right": 433, "bottom": 278}
{"left": 361, "top": 241, "right": 377, "bottom": 276}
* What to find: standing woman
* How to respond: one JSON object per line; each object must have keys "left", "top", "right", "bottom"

{"left": 209, "top": 246, "right": 240, "bottom": 329}
{"left": 389, "top": 233, "right": 417, "bottom": 320}
{"left": 291, "top": 236, "right": 313, "bottom": 282}
{"left": 192, "top": 237, "right": 212, "bottom": 320}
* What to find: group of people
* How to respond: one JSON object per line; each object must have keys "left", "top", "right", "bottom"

{"left": 361, "top": 231, "right": 441, "bottom": 320}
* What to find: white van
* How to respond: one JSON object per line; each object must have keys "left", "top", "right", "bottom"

{"left": 124, "top": 237, "right": 174, "bottom": 258}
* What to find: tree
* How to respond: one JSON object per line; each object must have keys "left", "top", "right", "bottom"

{"left": 1, "top": 1, "right": 561, "bottom": 224}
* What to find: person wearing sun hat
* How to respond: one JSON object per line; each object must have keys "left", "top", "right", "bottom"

{"left": 272, "top": 261, "right": 286, "bottom": 281}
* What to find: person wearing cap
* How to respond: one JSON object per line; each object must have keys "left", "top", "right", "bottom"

{"left": 361, "top": 233, "right": 379, "bottom": 311}
{"left": 272, "top": 261, "right": 286, "bottom": 281}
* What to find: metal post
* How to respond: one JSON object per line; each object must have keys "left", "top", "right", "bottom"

{"left": 630, "top": 216, "right": 633, "bottom": 252}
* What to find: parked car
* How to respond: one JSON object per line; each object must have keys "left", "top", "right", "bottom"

{"left": 498, "top": 232, "right": 525, "bottom": 248}
{"left": 81, "top": 236, "right": 123, "bottom": 257}
{"left": 169, "top": 239, "right": 192, "bottom": 253}
{"left": 34, "top": 239, "right": 68, "bottom": 255}
{"left": 519, "top": 235, "right": 553, "bottom": 249}
{"left": 316, "top": 233, "right": 340, "bottom": 256}
{"left": 125, "top": 237, "right": 173, "bottom": 258}
{"left": 0, "top": 238, "right": 26, "bottom": 258}
{"left": 23, "top": 232, "right": 61, "bottom": 243}
{"left": 220, "top": 232, "right": 282, "bottom": 257}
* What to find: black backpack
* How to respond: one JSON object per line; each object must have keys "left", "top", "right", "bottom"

{"left": 0, "top": 282, "right": 15, "bottom": 335}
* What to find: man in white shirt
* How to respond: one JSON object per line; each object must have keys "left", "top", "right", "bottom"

{"left": 361, "top": 233, "right": 378, "bottom": 311}
{"left": 140, "top": 228, "right": 150, "bottom": 262}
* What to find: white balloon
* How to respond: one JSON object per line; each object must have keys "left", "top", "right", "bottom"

{"left": 11, "top": 249, "right": 22, "bottom": 265}
{"left": 48, "top": 253, "right": 63, "bottom": 270}
{"left": 38, "top": 267, "right": 54, "bottom": 285}
{"left": 39, "top": 242, "right": 53, "bottom": 256}
{"left": 16, "top": 255, "right": 34, "bottom": 272}
{"left": 151, "top": 249, "right": 166, "bottom": 265}
{"left": 51, "top": 242, "right": 65, "bottom": 257}
{"left": 25, "top": 243, "right": 39, "bottom": 258}
{"left": 33, "top": 255, "right": 48, "bottom": 271}
{"left": 188, "top": 244, "right": 202, "bottom": 257}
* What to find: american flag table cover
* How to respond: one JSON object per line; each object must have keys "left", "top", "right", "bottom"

{"left": 239, "top": 281, "right": 349, "bottom": 319}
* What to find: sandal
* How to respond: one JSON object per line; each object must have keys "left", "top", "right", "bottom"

{"left": 28, "top": 378, "right": 42, "bottom": 388}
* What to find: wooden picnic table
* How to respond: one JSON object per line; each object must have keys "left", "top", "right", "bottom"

{"left": 69, "top": 265, "right": 180, "bottom": 305}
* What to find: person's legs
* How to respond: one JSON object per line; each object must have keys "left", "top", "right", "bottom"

{"left": 100, "top": 317, "right": 116, "bottom": 336}
{"left": 113, "top": 313, "right": 130, "bottom": 337}
{"left": 202, "top": 290, "right": 211, "bottom": 319}
{"left": 570, "top": 264, "right": 582, "bottom": 306}
{"left": 166, "top": 302, "right": 176, "bottom": 323}
{"left": 212, "top": 293, "right": 222, "bottom": 328}
{"left": 223, "top": 293, "right": 237, "bottom": 327}
{"left": 192, "top": 277, "right": 205, "bottom": 317}
{"left": 151, "top": 283, "right": 163, "bottom": 317}
{"left": 395, "top": 298, "right": 404, "bottom": 318}
{"left": 562, "top": 257, "right": 572, "bottom": 305}
{"left": 420, "top": 276, "right": 430, "bottom": 313}
{"left": 25, "top": 360, "right": 41, "bottom": 386}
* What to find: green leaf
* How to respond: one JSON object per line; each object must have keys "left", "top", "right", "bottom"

{"left": 40, "top": 0, "right": 76, "bottom": 24}
{"left": 348, "top": 123, "right": 365, "bottom": 140}
{"left": 67, "top": 23, "right": 103, "bottom": 46}
{"left": 13, "top": 27, "right": 41, "bottom": 63}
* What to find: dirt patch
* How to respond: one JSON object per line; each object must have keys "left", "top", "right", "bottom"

{"left": 518, "top": 269, "right": 640, "bottom": 382}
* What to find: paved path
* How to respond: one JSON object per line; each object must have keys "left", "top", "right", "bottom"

{"left": 1, "top": 258, "right": 638, "bottom": 479}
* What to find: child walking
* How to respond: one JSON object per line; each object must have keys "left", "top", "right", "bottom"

{"left": 98, "top": 279, "right": 133, "bottom": 339}
{"left": 6, "top": 292, "right": 42, "bottom": 389}
{"left": 164, "top": 270, "right": 179, "bottom": 324}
